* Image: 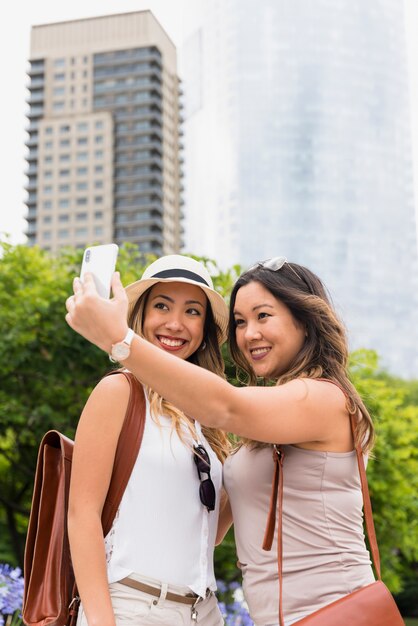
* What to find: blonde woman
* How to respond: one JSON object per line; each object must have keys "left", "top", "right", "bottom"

{"left": 67, "top": 257, "right": 375, "bottom": 626}
{"left": 68, "top": 255, "right": 229, "bottom": 626}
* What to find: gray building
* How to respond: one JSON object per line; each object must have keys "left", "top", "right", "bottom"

{"left": 182, "top": 0, "right": 418, "bottom": 377}
{"left": 25, "top": 11, "right": 183, "bottom": 255}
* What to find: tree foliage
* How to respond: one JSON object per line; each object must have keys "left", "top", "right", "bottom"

{"left": 0, "top": 243, "right": 417, "bottom": 603}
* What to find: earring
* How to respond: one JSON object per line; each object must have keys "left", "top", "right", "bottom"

{"left": 200, "top": 341, "right": 207, "bottom": 351}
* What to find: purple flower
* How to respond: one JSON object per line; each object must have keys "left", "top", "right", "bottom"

{"left": 0, "top": 563, "right": 24, "bottom": 622}
{"left": 216, "top": 579, "right": 254, "bottom": 625}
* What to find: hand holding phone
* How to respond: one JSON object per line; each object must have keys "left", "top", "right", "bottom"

{"left": 80, "top": 244, "right": 119, "bottom": 299}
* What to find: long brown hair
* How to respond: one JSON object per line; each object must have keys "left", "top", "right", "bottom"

{"left": 228, "top": 262, "right": 375, "bottom": 453}
{"left": 128, "top": 284, "right": 230, "bottom": 462}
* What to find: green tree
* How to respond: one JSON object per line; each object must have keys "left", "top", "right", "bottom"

{"left": 349, "top": 350, "right": 418, "bottom": 592}
{"left": 0, "top": 242, "right": 154, "bottom": 565}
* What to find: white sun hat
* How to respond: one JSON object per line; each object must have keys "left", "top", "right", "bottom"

{"left": 125, "top": 255, "right": 228, "bottom": 344}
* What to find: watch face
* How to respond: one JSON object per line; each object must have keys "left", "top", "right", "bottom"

{"left": 112, "top": 342, "right": 130, "bottom": 361}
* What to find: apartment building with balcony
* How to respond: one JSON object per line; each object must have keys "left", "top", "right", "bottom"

{"left": 25, "top": 11, "right": 183, "bottom": 254}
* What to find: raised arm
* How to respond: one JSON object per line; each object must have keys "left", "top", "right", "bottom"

{"left": 68, "top": 374, "right": 130, "bottom": 626}
{"left": 66, "top": 274, "right": 348, "bottom": 447}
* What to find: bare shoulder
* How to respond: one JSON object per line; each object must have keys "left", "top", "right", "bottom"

{"left": 280, "top": 377, "right": 347, "bottom": 409}
{"left": 77, "top": 372, "right": 132, "bottom": 437}
{"left": 87, "top": 371, "right": 132, "bottom": 406}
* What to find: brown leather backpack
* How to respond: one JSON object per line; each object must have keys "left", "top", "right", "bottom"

{"left": 22, "top": 371, "right": 145, "bottom": 626}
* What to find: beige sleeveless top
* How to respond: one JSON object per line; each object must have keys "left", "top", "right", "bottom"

{"left": 223, "top": 444, "right": 375, "bottom": 625}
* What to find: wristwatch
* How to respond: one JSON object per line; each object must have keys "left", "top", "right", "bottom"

{"left": 109, "top": 329, "right": 135, "bottom": 363}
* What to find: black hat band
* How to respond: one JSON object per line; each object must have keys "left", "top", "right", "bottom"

{"left": 152, "top": 268, "right": 210, "bottom": 287}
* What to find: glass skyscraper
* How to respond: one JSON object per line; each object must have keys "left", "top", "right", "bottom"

{"left": 182, "top": 0, "right": 418, "bottom": 377}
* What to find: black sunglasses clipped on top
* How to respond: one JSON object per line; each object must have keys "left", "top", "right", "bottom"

{"left": 193, "top": 444, "right": 216, "bottom": 512}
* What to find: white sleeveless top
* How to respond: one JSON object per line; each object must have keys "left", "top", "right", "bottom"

{"left": 224, "top": 444, "right": 374, "bottom": 625}
{"left": 105, "top": 396, "right": 222, "bottom": 597}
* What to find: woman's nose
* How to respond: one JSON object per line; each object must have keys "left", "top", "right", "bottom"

{"left": 164, "top": 315, "right": 184, "bottom": 331}
{"left": 244, "top": 322, "right": 262, "bottom": 341}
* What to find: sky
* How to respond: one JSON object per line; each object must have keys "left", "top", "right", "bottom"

{"left": 1, "top": 0, "right": 418, "bottom": 248}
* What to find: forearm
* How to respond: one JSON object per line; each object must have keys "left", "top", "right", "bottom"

{"left": 216, "top": 489, "right": 233, "bottom": 545}
{"left": 68, "top": 512, "right": 115, "bottom": 626}
{"left": 124, "top": 333, "right": 238, "bottom": 430}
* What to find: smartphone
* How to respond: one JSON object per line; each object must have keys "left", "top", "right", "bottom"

{"left": 80, "top": 244, "right": 119, "bottom": 298}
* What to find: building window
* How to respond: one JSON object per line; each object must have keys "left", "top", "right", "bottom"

{"left": 43, "top": 216, "right": 52, "bottom": 223}
{"left": 43, "top": 231, "right": 52, "bottom": 240}
{"left": 53, "top": 87, "right": 65, "bottom": 96}
{"left": 76, "top": 152, "right": 88, "bottom": 161}
{"left": 77, "top": 167, "right": 88, "bottom": 176}
{"left": 95, "top": 165, "right": 103, "bottom": 174}
{"left": 43, "top": 200, "right": 52, "bottom": 209}
{"left": 54, "top": 73, "right": 65, "bottom": 81}
{"left": 45, "top": 141, "right": 53, "bottom": 150}
{"left": 59, "top": 214, "right": 69, "bottom": 222}
{"left": 77, "top": 122, "right": 88, "bottom": 132}
{"left": 77, "top": 137, "right": 88, "bottom": 146}
{"left": 76, "top": 227, "right": 88, "bottom": 237}
{"left": 59, "top": 169, "right": 70, "bottom": 177}
{"left": 76, "top": 197, "right": 87, "bottom": 206}
{"left": 44, "top": 156, "right": 53, "bottom": 163}
{"left": 58, "top": 229, "right": 69, "bottom": 238}
{"left": 76, "top": 182, "right": 88, "bottom": 191}
{"left": 59, "top": 199, "right": 70, "bottom": 209}
{"left": 59, "top": 184, "right": 70, "bottom": 193}
{"left": 94, "top": 180, "right": 103, "bottom": 189}
{"left": 60, "top": 139, "right": 70, "bottom": 148}
{"left": 94, "top": 150, "right": 103, "bottom": 159}
{"left": 76, "top": 212, "right": 87, "bottom": 221}
{"left": 54, "top": 58, "right": 65, "bottom": 67}
{"left": 60, "top": 154, "right": 70, "bottom": 162}
{"left": 53, "top": 101, "right": 65, "bottom": 111}
{"left": 94, "top": 211, "right": 103, "bottom": 219}
{"left": 43, "top": 185, "right": 52, "bottom": 194}
{"left": 95, "top": 120, "right": 104, "bottom": 130}
{"left": 94, "top": 226, "right": 103, "bottom": 236}
{"left": 44, "top": 170, "right": 52, "bottom": 179}
{"left": 94, "top": 196, "right": 103, "bottom": 204}
{"left": 95, "top": 135, "right": 103, "bottom": 144}
{"left": 45, "top": 127, "right": 53, "bottom": 135}
{"left": 60, "top": 125, "right": 70, "bottom": 133}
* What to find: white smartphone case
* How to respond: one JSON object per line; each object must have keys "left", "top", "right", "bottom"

{"left": 80, "top": 243, "right": 119, "bottom": 298}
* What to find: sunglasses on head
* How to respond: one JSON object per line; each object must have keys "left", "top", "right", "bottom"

{"left": 249, "top": 256, "right": 304, "bottom": 283}
{"left": 193, "top": 444, "right": 216, "bottom": 512}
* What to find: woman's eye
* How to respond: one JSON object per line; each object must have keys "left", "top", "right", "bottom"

{"left": 154, "top": 302, "right": 168, "bottom": 310}
{"left": 258, "top": 312, "right": 271, "bottom": 320}
{"left": 187, "top": 307, "right": 201, "bottom": 316}
{"left": 234, "top": 318, "right": 245, "bottom": 327}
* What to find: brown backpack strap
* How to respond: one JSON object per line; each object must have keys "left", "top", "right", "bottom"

{"left": 262, "top": 378, "right": 381, "bottom": 626}
{"left": 101, "top": 370, "right": 146, "bottom": 533}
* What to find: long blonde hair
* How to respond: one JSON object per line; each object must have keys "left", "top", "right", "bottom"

{"left": 128, "top": 286, "right": 230, "bottom": 462}
{"left": 228, "top": 262, "right": 375, "bottom": 453}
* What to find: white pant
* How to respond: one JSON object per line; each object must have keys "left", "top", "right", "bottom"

{"left": 76, "top": 579, "right": 224, "bottom": 625}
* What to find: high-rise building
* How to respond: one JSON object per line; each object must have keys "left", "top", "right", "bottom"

{"left": 25, "top": 11, "right": 183, "bottom": 255}
{"left": 182, "top": 0, "right": 418, "bottom": 377}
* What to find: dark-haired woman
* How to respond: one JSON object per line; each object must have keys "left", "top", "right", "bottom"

{"left": 66, "top": 256, "right": 375, "bottom": 626}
